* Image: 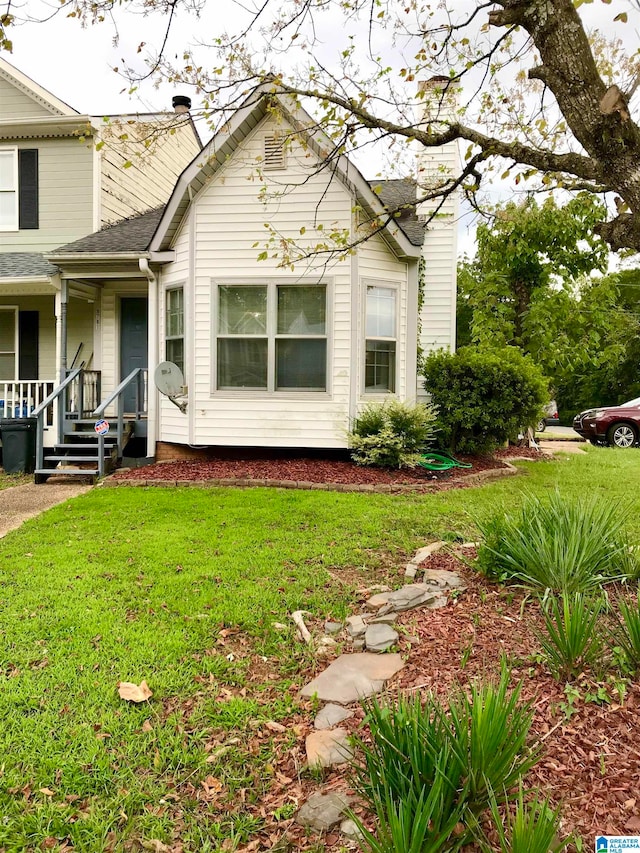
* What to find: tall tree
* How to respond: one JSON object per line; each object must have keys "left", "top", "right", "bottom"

{"left": 461, "top": 195, "right": 609, "bottom": 351}
{"left": 5, "top": 2, "right": 640, "bottom": 252}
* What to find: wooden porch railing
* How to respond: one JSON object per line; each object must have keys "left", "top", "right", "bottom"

{"left": 0, "top": 381, "right": 56, "bottom": 426}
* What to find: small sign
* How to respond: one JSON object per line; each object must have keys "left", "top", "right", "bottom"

{"left": 596, "top": 838, "right": 640, "bottom": 853}
{"left": 94, "top": 419, "right": 110, "bottom": 436}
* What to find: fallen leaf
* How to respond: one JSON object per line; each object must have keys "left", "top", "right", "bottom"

{"left": 626, "top": 816, "right": 640, "bottom": 832}
{"left": 118, "top": 680, "right": 153, "bottom": 703}
{"left": 265, "top": 721, "right": 286, "bottom": 733}
{"left": 141, "top": 841, "right": 171, "bottom": 852}
{"left": 39, "top": 788, "right": 55, "bottom": 796}
{"left": 141, "top": 719, "right": 153, "bottom": 732}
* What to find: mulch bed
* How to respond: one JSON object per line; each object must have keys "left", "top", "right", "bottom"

{"left": 193, "top": 548, "right": 639, "bottom": 852}
{"left": 111, "top": 448, "right": 550, "bottom": 491}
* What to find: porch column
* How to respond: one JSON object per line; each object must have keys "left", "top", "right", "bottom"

{"left": 59, "top": 277, "right": 68, "bottom": 381}
{"left": 140, "top": 259, "right": 158, "bottom": 460}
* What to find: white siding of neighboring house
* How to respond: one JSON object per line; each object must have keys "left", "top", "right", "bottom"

{"left": 98, "top": 117, "right": 201, "bottom": 225}
{"left": 156, "top": 116, "right": 411, "bottom": 449}
{"left": 0, "top": 76, "right": 56, "bottom": 119}
{"left": 0, "top": 136, "right": 94, "bottom": 253}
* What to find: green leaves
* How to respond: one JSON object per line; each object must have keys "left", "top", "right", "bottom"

{"left": 535, "top": 592, "right": 604, "bottom": 680}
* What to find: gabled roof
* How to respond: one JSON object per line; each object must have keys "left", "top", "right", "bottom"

{"left": 51, "top": 208, "right": 165, "bottom": 256}
{"left": 373, "top": 179, "right": 426, "bottom": 247}
{"left": 0, "top": 57, "right": 78, "bottom": 117}
{"left": 150, "top": 85, "right": 422, "bottom": 260}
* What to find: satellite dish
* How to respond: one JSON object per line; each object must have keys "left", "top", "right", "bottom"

{"left": 154, "top": 362, "right": 187, "bottom": 413}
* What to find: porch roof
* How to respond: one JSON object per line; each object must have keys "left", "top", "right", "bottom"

{"left": 374, "top": 179, "right": 426, "bottom": 247}
{"left": 0, "top": 253, "right": 59, "bottom": 279}
{"left": 51, "top": 207, "right": 164, "bottom": 256}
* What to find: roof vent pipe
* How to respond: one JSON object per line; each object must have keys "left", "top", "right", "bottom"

{"left": 172, "top": 95, "right": 192, "bottom": 114}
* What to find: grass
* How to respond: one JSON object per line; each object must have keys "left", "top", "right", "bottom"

{"left": 0, "top": 445, "right": 639, "bottom": 850}
{"left": 0, "top": 470, "right": 30, "bottom": 490}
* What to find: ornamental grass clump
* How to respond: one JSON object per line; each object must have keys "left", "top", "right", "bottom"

{"left": 350, "top": 667, "right": 539, "bottom": 851}
{"left": 486, "top": 786, "right": 569, "bottom": 853}
{"left": 476, "top": 492, "right": 639, "bottom": 592}
{"left": 349, "top": 400, "right": 438, "bottom": 468}
{"left": 612, "top": 592, "right": 640, "bottom": 674}
{"left": 535, "top": 592, "right": 604, "bottom": 680}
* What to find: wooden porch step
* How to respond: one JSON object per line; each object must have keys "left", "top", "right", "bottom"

{"left": 54, "top": 443, "right": 116, "bottom": 451}
{"left": 34, "top": 467, "right": 99, "bottom": 484}
{"left": 45, "top": 455, "right": 112, "bottom": 463}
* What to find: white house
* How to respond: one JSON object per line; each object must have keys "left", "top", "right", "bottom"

{"left": 2, "top": 75, "right": 458, "bottom": 480}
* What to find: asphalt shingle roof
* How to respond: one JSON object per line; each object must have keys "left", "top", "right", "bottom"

{"left": 53, "top": 207, "right": 165, "bottom": 255}
{"left": 373, "top": 179, "right": 426, "bottom": 247}
{"left": 0, "top": 253, "right": 59, "bottom": 279}
{"left": 49, "top": 179, "right": 424, "bottom": 258}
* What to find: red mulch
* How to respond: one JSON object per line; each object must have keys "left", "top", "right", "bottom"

{"left": 194, "top": 549, "right": 639, "bottom": 853}
{"left": 112, "top": 449, "right": 548, "bottom": 488}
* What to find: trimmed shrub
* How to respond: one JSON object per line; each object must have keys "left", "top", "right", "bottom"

{"left": 349, "top": 400, "right": 438, "bottom": 468}
{"left": 476, "top": 492, "right": 639, "bottom": 592}
{"left": 421, "top": 346, "right": 548, "bottom": 454}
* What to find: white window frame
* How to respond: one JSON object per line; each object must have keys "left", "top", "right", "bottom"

{"left": 212, "top": 279, "right": 330, "bottom": 395}
{"left": 165, "top": 287, "right": 185, "bottom": 377}
{"left": 0, "top": 148, "right": 19, "bottom": 233}
{"left": 362, "top": 279, "right": 399, "bottom": 395}
{"left": 0, "top": 306, "right": 19, "bottom": 380}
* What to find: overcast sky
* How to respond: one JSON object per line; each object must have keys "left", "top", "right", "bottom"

{"left": 4, "top": 0, "right": 639, "bottom": 258}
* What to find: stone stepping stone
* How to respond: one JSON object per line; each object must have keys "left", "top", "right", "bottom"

{"left": 365, "top": 622, "right": 398, "bottom": 652}
{"left": 346, "top": 614, "right": 367, "bottom": 637}
{"left": 306, "top": 728, "right": 353, "bottom": 767}
{"left": 300, "top": 652, "right": 404, "bottom": 704}
{"left": 296, "top": 790, "right": 352, "bottom": 831}
{"left": 314, "top": 703, "right": 354, "bottom": 730}
{"left": 422, "top": 568, "right": 466, "bottom": 589}
{"left": 375, "top": 583, "right": 440, "bottom": 614}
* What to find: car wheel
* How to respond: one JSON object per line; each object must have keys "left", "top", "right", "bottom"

{"left": 607, "top": 422, "right": 638, "bottom": 448}
{"left": 536, "top": 420, "right": 546, "bottom": 433}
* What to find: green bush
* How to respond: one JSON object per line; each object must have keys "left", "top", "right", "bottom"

{"left": 421, "top": 346, "right": 548, "bottom": 454}
{"left": 535, "top": 592, "right": 604, "bottom": 680}
{"left": 476, "top": 492, "right": 639, "bottom": 592}
{"left": 349, "top": 399, "right": 438, "bottom": 468}
{"left": 612, "top": 592, "right": 640, "bottom": 674}
{"left": 351, "top": 667, "right": 537, "bottom": 851}
{"left": 486, "top": 786, "right": 569, "bottom": 853}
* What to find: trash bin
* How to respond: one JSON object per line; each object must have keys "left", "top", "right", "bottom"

{"left": 0, "top": 418, "right": 37, "bottom": 474}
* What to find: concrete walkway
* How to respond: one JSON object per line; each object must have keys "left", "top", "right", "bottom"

{"left": 538, "top": 439, "right": 587, "bottom": 455}
{"left": 0, "top": 480, "right": 92, "bottom": 539}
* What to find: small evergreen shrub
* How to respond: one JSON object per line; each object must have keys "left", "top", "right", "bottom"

{"left": 349, "top": 400, "right": 438, "bottom": 468}
{"left": 477, "top": 492, "right": 639, "bottom": 592}
{"left": 535, "top": 592, "right": 604, "bottom": 680}
{"left": 487, "top": 786, "right": 569, "bottom": 853}
{"left": 421, "top": 346, "right": 548, "bottom": 454}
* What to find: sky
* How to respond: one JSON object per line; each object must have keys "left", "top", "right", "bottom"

{"left": 4, "top": 0, "right": 639, "bottom": 260}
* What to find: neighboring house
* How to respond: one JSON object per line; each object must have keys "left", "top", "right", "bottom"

{"left": 0, "top": 57, "right": 201, "bottom": 442}
{"left": 3, "top": 74, "right": 458, "bottom": 479}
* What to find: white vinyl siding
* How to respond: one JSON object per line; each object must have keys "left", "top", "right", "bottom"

{"left": 98, "top": 117, "right": 201, "bottom": 225}
{"left": 0, "top": 137, "right": 93, "bottom": 252}
{"left": 0, "top": 76, "right": 54, "bottom": 119}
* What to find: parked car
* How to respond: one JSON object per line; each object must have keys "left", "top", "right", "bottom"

{"left": 536, "top": 401, "right": 560, "bottom": 433}
{"left": 573, "top": 397, "right": 640, "bottom": 447}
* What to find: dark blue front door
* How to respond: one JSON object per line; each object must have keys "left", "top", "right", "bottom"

{"left": 120, "top": 298, "right": 148, "bottom": 412}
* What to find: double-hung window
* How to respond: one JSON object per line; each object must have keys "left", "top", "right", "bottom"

{"left": 0, "top": 307, "right": 18, "bottom": 380}
{"left": 0, "top": 149, "right": 18, "bottom": 232}
{"left": 165, "top": 288, "right": 184, "bottom": 375}
{"left": 365, "top": 283, "right": 397, "bottom": 393}
{"left": 216, "top": 283, "right": 327, "bottom": 391}
{"left": 0, "top": 148, "right": 38, "bottom": 231}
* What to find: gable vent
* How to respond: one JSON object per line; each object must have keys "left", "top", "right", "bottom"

{"left": 263, "top": 134, "right": 286, "bottom": 170}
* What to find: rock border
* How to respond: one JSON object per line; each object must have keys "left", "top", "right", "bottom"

{"left": 103, "top": 461, "right": 519, "bottom": 493}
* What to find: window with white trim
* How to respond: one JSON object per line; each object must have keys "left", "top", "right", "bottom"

{"left": 165, "top": 288, "right": 184, "bottom": 375}
{"left": 365, "top": 284, "right": 397, "bottom": 393}
{"left": 0, "top": 149, "right": 18, "bottom": 232}
{"left": 216, "top": 283, "right": 327, "bottom": 391}
{"left": 0, "top": 307, "right": 18, "bottom": 380}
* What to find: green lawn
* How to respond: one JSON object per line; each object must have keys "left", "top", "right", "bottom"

{"left": 0, "top": 446, "right": 638, "bottom": 851}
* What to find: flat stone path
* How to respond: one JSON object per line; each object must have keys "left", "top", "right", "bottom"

{"left": 0, "top": 480, "right": 92, "bottom": 538}
{"left": 300, "top": 652, "right": 404, "bottom": 704}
